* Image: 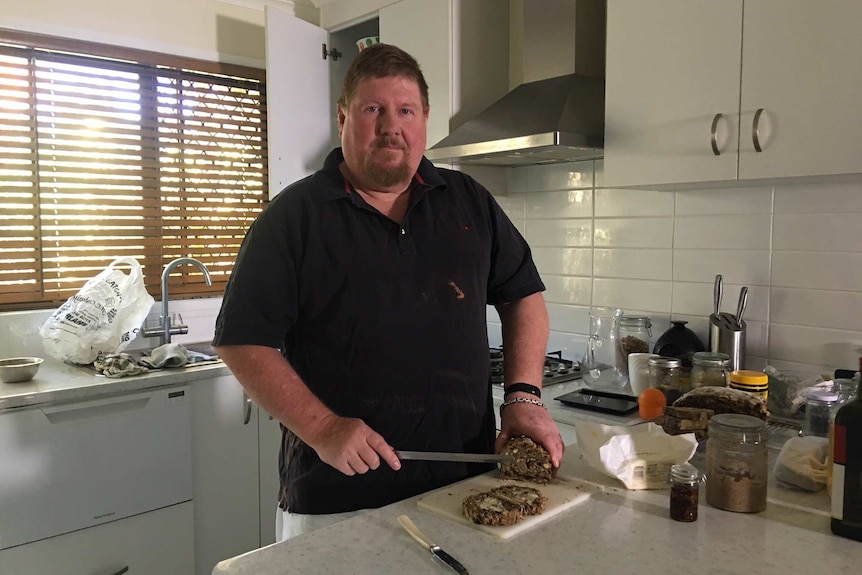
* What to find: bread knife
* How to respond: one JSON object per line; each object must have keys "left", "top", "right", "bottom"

{"left": 398, "top": 515, "right": 470, "bottom": 575}
{"left": 395, "top": 450, "right": 513, "bottom": 464}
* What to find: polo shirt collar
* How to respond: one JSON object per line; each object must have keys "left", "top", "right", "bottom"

{"left": 313, "top": 147, "right": 446, "bottom": 203}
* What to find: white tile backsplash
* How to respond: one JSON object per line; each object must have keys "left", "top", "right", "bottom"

{"left": 594, "top": 217, "right": 674, "bottom": 248}
{"left": 509, "top": 160, "right": 862, "bottom": 373}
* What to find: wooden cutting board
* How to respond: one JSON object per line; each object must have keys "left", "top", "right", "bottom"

{"left": 416, "top": 472, "right": 595, "bottom": 539}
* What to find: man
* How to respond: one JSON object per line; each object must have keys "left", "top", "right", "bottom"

{"left": 213, "top": 43, "right": 562, "bottom": 541}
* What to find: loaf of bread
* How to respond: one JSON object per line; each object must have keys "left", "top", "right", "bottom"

{"left": 672, "top": 387, "right": 768, "bottom": 420}
{"left": 499, "top": 437, "right": 553, "bottom": 484}
{"left": 462, "top": 485, "right": 546, "bottom": 526}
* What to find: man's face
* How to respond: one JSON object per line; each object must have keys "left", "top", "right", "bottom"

{"left": 338, "top": 75, "right": 428, "bottom": 192}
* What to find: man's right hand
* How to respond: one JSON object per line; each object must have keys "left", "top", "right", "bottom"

{"left": 307, "top": 413, "right": 402, "bottom": 475}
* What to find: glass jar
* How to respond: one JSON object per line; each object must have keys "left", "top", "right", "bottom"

{"left": 705, "top": 414, "right": 768, "bottom": 513}
{"left": 690, "top": 351, "right": 731, "bottom": 388}
{"left": 669, "top": 463, "right": 705, "bottom": 522}
{"left": 729, "top": 370, "right": 769, "bottom": 401}
{"left": 619, "top": 316, "right": 652, "bottom": 357}
{"left": 803, "top": 389, "right": 838, "bottom": 438}
{"left": 582, "top": 307, "right": 628, "bottom": 389}
{"left": 648, "top": 357, "right": 681, "bottom": 393}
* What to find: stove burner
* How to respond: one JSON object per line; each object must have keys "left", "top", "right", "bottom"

{"left": 489, "top": 347, "right": 580, "bottom": 388}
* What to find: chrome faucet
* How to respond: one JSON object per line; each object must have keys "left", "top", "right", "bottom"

{"left": 142, "top": 258, "right": 212, "bottom": 346}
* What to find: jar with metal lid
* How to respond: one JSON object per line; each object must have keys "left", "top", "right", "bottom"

{"left": 648, "top": 357, "right": 681, "bottom": 393}
{"left": 619, "top": 316, "right": 652, "bottom": 357}
{"left": 669, "top": 463, "right": 705, "bottom": 522}
{"left": 729, "top": 370, "right": 769, "bottom": 401}
{"left": 803, "top": 389, "right": 838, "bottom": 438}
{"left": 705, "top": 414, "right": 768, "bottom": 513}
{"left": 690, "top": 351, "right": 731, "bottom": 388}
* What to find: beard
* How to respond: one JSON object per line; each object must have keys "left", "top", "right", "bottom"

{"left": 362, "top": 139, "right": 412, "bottom": 189}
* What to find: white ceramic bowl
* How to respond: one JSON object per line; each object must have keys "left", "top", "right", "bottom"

{"left": 0, "top": 357, "right": 44, "bottom": 383}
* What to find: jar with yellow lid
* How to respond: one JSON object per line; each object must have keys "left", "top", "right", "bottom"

{"left": 729, "top": 370, "right": 769, "bottom": 401}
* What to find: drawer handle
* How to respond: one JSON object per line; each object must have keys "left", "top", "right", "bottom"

{"left": 710, "top": 113, "right": 722, "bottom": 155}
{"left": 752, "top": 108, "right": 764, "bottom": 152}
{"left": 243, "top": 392, "right": 252, "bottom": 425}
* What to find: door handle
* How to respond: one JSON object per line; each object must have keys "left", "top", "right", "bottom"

{"left": 243, "top": 391, "right": 252, "bottom": 425}
{"left": 752, "top": 108, "right": 764, "bottom": 152}
{"left": 710, "top": 113, "right": 723, "bottom": 155}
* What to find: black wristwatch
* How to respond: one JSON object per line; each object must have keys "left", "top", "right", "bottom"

{"left": 503, "top": 382, "right": 541, "bottom": 399}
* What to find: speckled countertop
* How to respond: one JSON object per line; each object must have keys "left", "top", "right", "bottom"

{"left": 0, "top": 354, "right": 229, "bottom": 410}
{"left": 214, "top": 442, "right": 855, "bottom": 575}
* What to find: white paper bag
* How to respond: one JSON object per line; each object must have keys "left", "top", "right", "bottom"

{"left": 574, "top": 421, "right": 698, "bottom": 489}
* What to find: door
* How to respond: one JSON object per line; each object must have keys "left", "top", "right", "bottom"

{"left": 258, "top": 405, "right": 283, "bottom": 546}
{"left": 379, "top": 0, "right": 451, "bottom": 147}
{"left": 265, "top": 5, "right": 332, "bottom": 198}
{"left": 192, "top": 375, "right": 259, "bottom": 575}
{"left": 604, "top": 0, "right": 743, "bottom": 187}
{"left": 739, "top": 0, "right": 862, "bottom": 179}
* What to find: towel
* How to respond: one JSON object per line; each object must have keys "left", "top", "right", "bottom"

{"left": 93, "top": 353, "right": 149, "bottom": 378}
{"left": 140, "top": 343, "right": 219, "bottom": 369}
{"left": 140, "top": 343, "right": 189, "bottom": 369}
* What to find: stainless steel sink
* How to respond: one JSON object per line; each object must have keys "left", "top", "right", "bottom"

{"left": 70, "top": 342, "right": 221, "bottom": 377}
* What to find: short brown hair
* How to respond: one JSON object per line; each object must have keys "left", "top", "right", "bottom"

{"left": 337, "top": 43, "right": 429, "bottom": 112}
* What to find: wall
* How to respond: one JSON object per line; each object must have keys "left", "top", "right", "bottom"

{"left": 0, "top": 0, "right": 320, "bottom": 68}
{"left": 480, "top": 161, "right": 862, "bottom": 376}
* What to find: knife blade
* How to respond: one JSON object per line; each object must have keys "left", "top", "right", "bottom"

{"left": 396, "top": 450, "right": 514, "bottom": 464}
{"left": 398, "top": 515, "right": 469, "bottom": 575}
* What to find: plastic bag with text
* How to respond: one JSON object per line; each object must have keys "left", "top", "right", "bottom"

{"left": 39, "top": 257, "right": 155, "bottom": 364}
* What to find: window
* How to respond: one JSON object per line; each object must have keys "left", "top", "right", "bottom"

{"left": 0, "top": 29, "right": 268, "bottom": 310}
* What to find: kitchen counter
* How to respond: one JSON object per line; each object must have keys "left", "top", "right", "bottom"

{"left": 214, "top": 442, "right": 857, "bottom": 575}
{"left": 0, "top": 355, "right": 229, "bottom": 410}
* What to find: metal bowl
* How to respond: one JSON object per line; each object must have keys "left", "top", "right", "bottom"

{"left": 0, "top": 357, "right": 44, "bottom": 383}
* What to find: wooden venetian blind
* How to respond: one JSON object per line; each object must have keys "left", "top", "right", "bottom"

{"left": 0, "top": 32, "right": 267, "bottom": 309}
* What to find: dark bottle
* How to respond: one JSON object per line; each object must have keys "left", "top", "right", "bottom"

{"left": 831, "top": 374, "right": 862, "bottom": 542}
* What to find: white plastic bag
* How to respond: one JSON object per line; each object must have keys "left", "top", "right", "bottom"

{"left": 39, "top": 257, "right": 155, "bottom": 364}
{"left": 774, "top": 436, "right": 829, "bottom": 492}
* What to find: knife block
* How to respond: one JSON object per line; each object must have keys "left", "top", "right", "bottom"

{"left": 709, "top": 318, "right": 745, "bottom": 371}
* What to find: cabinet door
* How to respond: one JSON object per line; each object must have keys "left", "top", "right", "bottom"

{"left": 258, "top": 405, "right": 283, "bottom": 547}
{"left": 1, "top": 502, "right": 194, "bottom": 575}
{"left": 379, "top": 0, "right": 451, "bottom": 147}
{"left": 192, "top": 375, "right": 260, "bottom": 575}
{"left": 265, "top": 5, "right": 331, "bottom": 198}
{"left": 604, "top": 0, "right": 743, "bottom": 187}
{"left": 739, "top": 0, "right": 862, "bottom": 179}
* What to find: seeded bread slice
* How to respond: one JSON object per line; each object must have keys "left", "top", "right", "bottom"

{"left": 499, "top": 437, "right": 553, "bottom": 484}
{"left": 673, "top": 387, "right": 768, "bottom": 420}
{"left": 462, "top": 485, "right": 546, "bottom": 526}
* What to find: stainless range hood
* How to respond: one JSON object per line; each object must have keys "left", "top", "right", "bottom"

{"left": 425, "top": 0, "right": 606, "bottom": 167}
{"left": 423, "top": 73, "right": 604, "bottom": 166}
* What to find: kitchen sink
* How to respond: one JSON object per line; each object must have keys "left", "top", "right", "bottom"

{"left": 70, "top": 342, "right": 221, "bottom": 377}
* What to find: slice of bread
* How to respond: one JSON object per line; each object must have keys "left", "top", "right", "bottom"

{"left": 672, "top": 386, "right": 768, "bottom": 420}
{"left": 462, "top": 485, "right": 546, "bottom": 526}
{"left": 499, "top": 437, "right": 553, "bottom": 484}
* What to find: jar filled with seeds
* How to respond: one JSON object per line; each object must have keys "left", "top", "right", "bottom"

{"left": 705, "top": 414, "right": 768, "bottom": 513}
{"left": 648, "top": 356, "right": 682, "bottom": 393}
{"left": 619, "top": 316, "right": 652, "bottom": 358}
{"left": 690, "top": 351, "right": 731, "bottom": 388}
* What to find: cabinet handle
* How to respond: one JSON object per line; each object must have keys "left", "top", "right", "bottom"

{"left": 752, "top": 108, "right": 764, "bottom": 152}
{"left": 710, "top": 113, "right": 723, "bottom": 155}
{"left": 243, "top": 391, "right": 252, "bottom": 425}
{"left": 106, "top": 567, "right": 129, "bottom": 575}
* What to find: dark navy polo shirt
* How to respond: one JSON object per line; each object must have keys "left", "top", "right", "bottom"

{"left": 214, "top": 148, "right": 544, "bottom": 513}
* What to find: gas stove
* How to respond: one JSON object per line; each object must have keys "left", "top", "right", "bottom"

{"left": 489, "top": 347, "right": 581, "bottom": 388}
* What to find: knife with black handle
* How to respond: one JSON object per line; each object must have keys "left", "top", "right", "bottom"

{"left": 398, "top": 515, "right": 469, "bottom": 575}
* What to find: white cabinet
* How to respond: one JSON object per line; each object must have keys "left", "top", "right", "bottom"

{"left": 1, "top": 501, "right": 195, "bottom": 575}
{"left": 258, "top": 406, "right": 283, "bottom": 547}
{"left": 604, "top": 0, "right": 862, "bottom": 188}
{"left": 379, "top": 0, "right": 509, "bottom": 149}
{"left": 192, "top": 374, "right": 260, "bottom": 575}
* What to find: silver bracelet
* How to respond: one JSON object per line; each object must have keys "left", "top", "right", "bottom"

{"left": 499, "top": 396, "right": 545, "bottom": 414}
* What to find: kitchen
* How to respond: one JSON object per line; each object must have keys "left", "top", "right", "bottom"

{"left": 1, "top": 0, "right": 861, "bottom": 573}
